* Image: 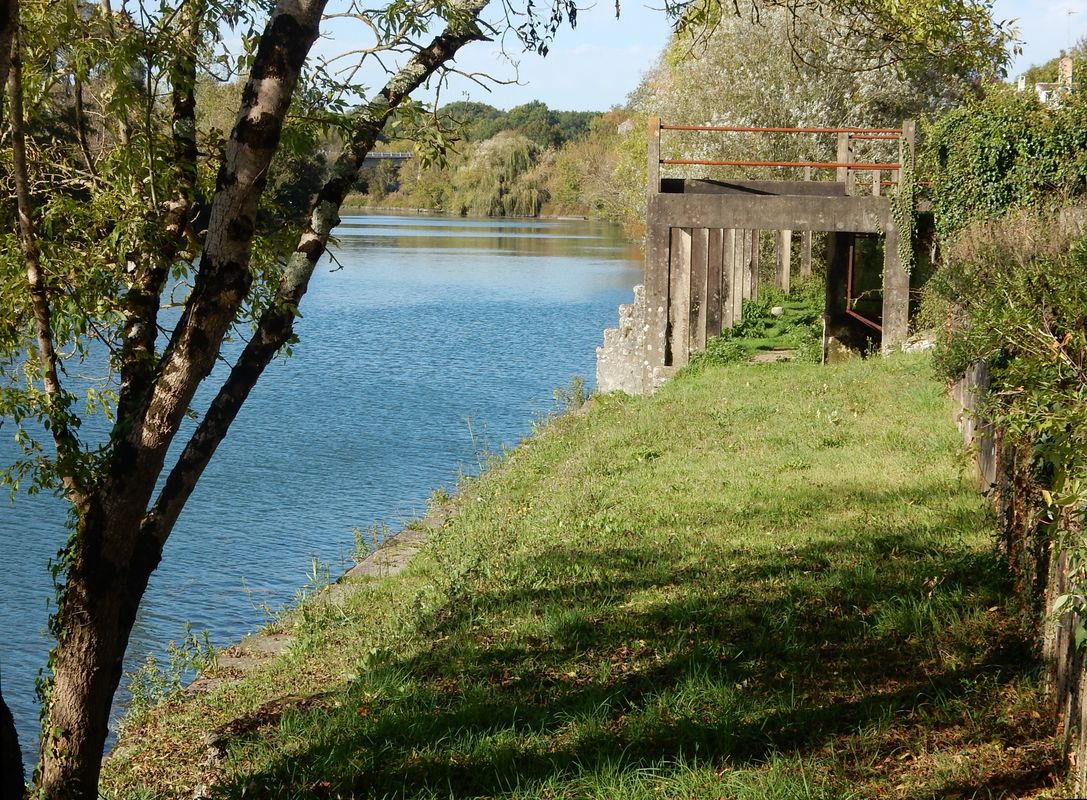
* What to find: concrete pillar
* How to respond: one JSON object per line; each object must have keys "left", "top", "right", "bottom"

{"left": 668, "top": 227, "right": 692, "bottom": 366}
{"left": 881, "top": 226, "right": 909, "bottom": 352}
{"left": 642, "top": 195, "right": 670, "bottom": 383}
{"left": 881, "top": 119, "right": 916, "bottom": 353}
{"left": 647, "top": 116, "right": 661, "bottom": 197}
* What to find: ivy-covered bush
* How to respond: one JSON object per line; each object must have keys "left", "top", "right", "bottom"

{"left": 923, "top": 79, "right": 1087, "bottom": 663}
{"left": 925, "top": 85, "right": 1087, "bottom": 239}
{"left": 929, "top": 212, "right": 1087, "bottom": 616}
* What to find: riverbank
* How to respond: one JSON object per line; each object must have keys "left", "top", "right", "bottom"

{"left": 101, "top": 355, "right": 1064, "bottom": 798}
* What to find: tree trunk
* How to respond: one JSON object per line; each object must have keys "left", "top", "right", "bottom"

{"left": 1, "top": 7, "right": 25, "bottom": 794}
{"left": 28, "top": 0, "right": 491, "bottom": 795}
{"left": 35, "top": 516, "right": 148, "bottom": 797}
{"left": 35, "top": 1, "right": 326, "bottom": 796}
{"left": 0, "top": 677, "right": 24, "bottom": 800}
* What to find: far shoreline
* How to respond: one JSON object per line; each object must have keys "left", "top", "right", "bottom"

{"left": 338, "top": 204, "right": 589, "bottom": 222}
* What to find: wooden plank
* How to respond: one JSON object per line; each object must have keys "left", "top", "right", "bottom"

{"left": 776, "top": 229, "right": 792, "bottom": 293}
{"left": 648, "top": 192, "right": 890, "bottom": 233}
{"left": 733, "top": 229, "right": 747, "bottom": 321}
{"left": 706, "top": 228, "right": 723, "bottom": 338}
{"left": 752, "top": 229, "right": 760, "bottom": 302}
{"left": 689, "top": 228, "right": 709, "bottom": 353}
{"left": 668, "top": 227, "right": 692, "bottom": 366}
{"left": 801, "top": 230, "right": 813, "bottom": 277}
{"left": 722, "top": 228, "right": 736, "bottom": 329}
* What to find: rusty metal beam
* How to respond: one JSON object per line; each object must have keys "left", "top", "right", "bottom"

{"left": 660, "top": 159, "right": 901, "bottom": 170}
{"left": 659, "top": 124, "right": 903, "bottom": 135}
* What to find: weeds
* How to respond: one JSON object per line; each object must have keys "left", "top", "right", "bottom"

{"left": 352, "top": 522, "right": 393, "bottom": 562}
{"left": 122, "top": 624, "right": 215, "bottom": 727}
{"left": 532, "top": 374, "right": 589, "bottom": 433}
{"left": 687, "top": 278, "right": 825, "bottom": 372}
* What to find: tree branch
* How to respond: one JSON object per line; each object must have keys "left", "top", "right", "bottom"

{"left": 70, "top": 0, "right": 100, "bottom": 180}
{"left": 94, "top": 0, "right": 328, "bottom": 539}
{"left": 144, "top": 0, "right": 492, "bottom": 540}
{"left": 0, "top": 0, "right": 15, "bottom": 132}
{"left": 8, "top": 14, "right": 84, "bottom": 504}
{"left": 113, "top": 0, "right": 203, "bottom": 427}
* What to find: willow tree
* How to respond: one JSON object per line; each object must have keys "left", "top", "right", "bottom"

{"left": 0, "top": 0, "right": 1011, "bottom": 797}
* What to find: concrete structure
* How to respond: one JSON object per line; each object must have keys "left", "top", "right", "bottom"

{"left": 598, "top": 119, "right": 916, "bottom": 395}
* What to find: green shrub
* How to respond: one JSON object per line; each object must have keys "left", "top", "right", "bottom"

{"left": 924, "top": 85, "right": 1087, "bottom": 239}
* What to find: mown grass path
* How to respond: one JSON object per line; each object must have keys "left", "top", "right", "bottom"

{"left": 105, "top": 356, "right": 1061, "bottom": 799}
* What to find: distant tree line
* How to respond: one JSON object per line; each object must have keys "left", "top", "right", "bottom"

{"left": 438, "top": 100, "right": 599, "bottom": 147}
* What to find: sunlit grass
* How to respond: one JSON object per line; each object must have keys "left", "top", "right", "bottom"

{"left": 102, "top": 355, "right": 1062, "bottom": 799}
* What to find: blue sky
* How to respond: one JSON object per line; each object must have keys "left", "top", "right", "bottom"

{"left": 401, "top": 0, "right": 1087, "bottom": 111}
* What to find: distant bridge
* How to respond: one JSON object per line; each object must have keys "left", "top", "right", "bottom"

{"left": 363, "top": 152, "right": 412, "bottom": 161}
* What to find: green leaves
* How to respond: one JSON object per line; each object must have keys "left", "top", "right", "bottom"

{"left": 668, "top": 0, "right": 1012, "bottom": 83}
{"left": 925, "top": 86, "right": 1087, "bottom": 239}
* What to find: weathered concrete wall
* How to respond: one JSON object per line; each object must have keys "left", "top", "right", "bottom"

{"left": 596, "top": 284, "right": 674, "bottom": 395}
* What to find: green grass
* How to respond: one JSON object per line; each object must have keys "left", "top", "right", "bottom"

{"left": 688, "top": 280, "right": 824, "bottom": 370}
{"left": 102, "top": 356, "right": 1062, "bottom": 799}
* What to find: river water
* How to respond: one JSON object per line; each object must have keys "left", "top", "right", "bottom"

{"left": 0, "top": 213, "right": 642, "bottom": 768}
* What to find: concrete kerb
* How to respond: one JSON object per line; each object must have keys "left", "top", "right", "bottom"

{"left": 185, "top": 502, "right": 454, "bottom": 696}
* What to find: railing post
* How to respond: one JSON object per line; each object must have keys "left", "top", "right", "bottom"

{"left": 836, "top": 132, "right": 854, "bottom": 195}
{"left": 801, "top": 166, "right": 813, "bottom": 278}
{"left": 899, "top": 119, "right": 917, "bottom": 186}
{"left": 647, "top": 116, "right": 661, "bottom": 197}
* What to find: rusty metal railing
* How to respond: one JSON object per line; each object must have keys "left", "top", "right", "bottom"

{"left": 647, "top": 119, "right": 916, "bottom": 195}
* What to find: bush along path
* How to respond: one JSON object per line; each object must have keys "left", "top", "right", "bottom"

{"left": 102, "top": 355, "right": 1063, "bottom": 799}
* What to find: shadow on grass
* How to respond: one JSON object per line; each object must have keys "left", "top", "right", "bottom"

{"left": 212, "top": 492, "right": 1058, "bottom": 798}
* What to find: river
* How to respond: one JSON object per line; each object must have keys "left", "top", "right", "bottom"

{"left": 0, "top": 212, "right": 642, "bottom": 769}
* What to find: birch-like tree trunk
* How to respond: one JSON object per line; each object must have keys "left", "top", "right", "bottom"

{"left": 0, "top": 2, "right": 23, "bottom": 789}
{"left": 35, "top": 2, "right": 327, "bottom": 794}
{"left": 25, "top": 0, "right": 490, "bottom": 794}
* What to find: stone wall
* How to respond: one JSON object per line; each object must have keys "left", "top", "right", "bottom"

{"left": 596, "top": 285, "right": 674, "bottom": 396}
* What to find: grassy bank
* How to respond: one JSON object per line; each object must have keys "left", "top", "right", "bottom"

{"left": 103, "top": 356, "right": 1061, "bottom": 799}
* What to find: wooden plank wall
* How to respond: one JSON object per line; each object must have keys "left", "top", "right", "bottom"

{"left": 666, "top": 226, "right": 795, "bottom": 364}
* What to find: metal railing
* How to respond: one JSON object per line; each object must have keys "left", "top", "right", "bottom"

{"left": 648, "top": 119, "right": 916, "bottom": 195}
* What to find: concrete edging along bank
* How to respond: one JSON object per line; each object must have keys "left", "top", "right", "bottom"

{"left": 184, "top": 503, "right": 453, "bottom": 697}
